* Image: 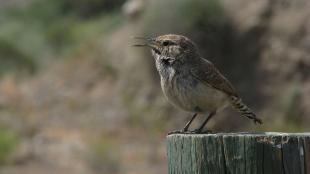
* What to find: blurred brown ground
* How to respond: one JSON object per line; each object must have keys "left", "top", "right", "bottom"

{"left": 0, "top": 0, "right": 310, "bottom": 173}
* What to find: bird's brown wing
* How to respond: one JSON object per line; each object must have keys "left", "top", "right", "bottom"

{"left": 190, "top": 58, "right": 238, "bottom": 96}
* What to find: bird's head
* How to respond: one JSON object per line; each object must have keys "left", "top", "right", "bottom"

{"left": 133, "top": 34, "right": 198, "bottom": 63}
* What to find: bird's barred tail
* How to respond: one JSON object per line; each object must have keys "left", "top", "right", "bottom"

{"left": 230, "top": 96, "right": 263, "bottom": 124}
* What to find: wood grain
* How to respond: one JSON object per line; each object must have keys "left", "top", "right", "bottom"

{"left": 167, "top": 133, "right": 310, "bottom": 174}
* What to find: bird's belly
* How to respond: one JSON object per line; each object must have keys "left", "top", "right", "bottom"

{"left": 161, "top": 76, "right": 229, "bottom": 113}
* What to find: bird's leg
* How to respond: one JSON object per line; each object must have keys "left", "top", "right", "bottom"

{"left": 182, "top": 113, "right": 198, "bottom": 132}
{"left": 192, "top": 112, "right": 215, "bottom": 134}
{"left": 168, "top": 113, "right": 198, "bottom": 135}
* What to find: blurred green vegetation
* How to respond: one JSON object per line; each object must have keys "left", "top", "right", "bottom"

{"left": 122, "top": 92, "right": 169, "bottom": 134}
{"left": 139, "top": 0, "right": 226, "bottom": 33}
{"left": 0, "top": 0, "right": 124, "bottom": 76}
{"left": 138, "top": 0, "right": 232, "bottom": 59}
{"left": 0, "top": 39, "right": 36, "bottom": 75}
{"left": 88, "top": 134, "right": 120, "bottom": 173}
{"left": 57, "top": 0, "right": 126, "bottom": 18}
{"left": 278, "top": 80, "right": 303, "bottom": 131}
{"left": 0, "top": 126, "right": 19, "bottom": 165}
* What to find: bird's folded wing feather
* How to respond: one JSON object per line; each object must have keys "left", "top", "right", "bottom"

{"left": 190, "top": 58, "right": 238, "bottom": 96}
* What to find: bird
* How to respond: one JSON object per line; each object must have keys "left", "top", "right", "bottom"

{"left": 133, "top": 34, "right": 262, "bottom": 134}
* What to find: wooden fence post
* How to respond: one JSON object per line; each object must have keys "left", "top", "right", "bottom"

{"left": 167, "top": 133, "right": 310, "bottom": 174}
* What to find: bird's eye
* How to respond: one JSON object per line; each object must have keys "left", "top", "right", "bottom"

{"left": 162, "top": 41, "right": 169, "bottom": 46}
{"left": 164, "top": 40, "right": 175, "bottom": 46}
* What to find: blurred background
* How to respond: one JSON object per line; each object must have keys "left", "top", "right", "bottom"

{"left": 0, "top": 0, "right": 309, "bottom": 173}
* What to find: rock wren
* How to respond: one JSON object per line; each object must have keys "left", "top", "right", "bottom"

{"left": 133, "top": 34, "right": 262, "bottom": 134}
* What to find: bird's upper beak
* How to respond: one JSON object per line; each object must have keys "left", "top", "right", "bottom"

{"left": 132, "top": 36, "right": 160, "bottom": 50}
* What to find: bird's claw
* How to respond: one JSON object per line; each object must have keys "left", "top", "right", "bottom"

{"left": 190, "top": 129, "right": 213, "bottom": 134}
{"left": 167, "top": 129, "right": 190, "bottom": 135}
{"left": 168, "top": 129, "right": 213, "bottom": 135}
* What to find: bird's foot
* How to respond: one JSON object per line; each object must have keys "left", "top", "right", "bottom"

{"left": 167, "top": 128, "right": 192, "bottom": 135}
{"left": 168, "top": 129, "right": 213, "bottom": 135}
{"left": 168, "top": 130, "right": 183, "bottom": 135}
{"left": 190, "top": 129, "right": 213, "bottom": 134}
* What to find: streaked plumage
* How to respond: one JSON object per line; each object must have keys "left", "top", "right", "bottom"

{"left": 133, "top": 34, "right": 262, "bottom": 134}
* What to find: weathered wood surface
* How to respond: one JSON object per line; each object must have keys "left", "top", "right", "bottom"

{"left": 167, "top": 133, "right": 310, "bottom": 174}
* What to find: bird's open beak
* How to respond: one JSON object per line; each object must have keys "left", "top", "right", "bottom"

{"left": 131, "top": 36, "right": 160, "bottom": 51}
